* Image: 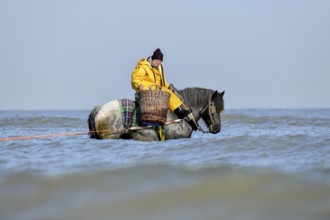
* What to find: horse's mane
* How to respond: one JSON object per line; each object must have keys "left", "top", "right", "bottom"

{"left": 178, "top": 87, "right": 214, "bottom": 108}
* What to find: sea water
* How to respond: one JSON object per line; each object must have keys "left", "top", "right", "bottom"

{"left": 0, "top": 109, "right": 330, "bottom": 220}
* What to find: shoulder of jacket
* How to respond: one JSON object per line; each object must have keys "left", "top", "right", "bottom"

{"left": 137, "top": 58, "right": 152, "bottom": 70}
{"left": 137, "top": 58, "right": 149, "bottom": 65}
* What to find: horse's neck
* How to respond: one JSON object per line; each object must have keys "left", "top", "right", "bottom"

{"left": 178, "top": 87, "right": 212, "bottom": 121}
{"left": 190, "top": 107, "right": 202, "bottom": 122}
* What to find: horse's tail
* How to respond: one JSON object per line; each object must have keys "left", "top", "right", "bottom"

{"left": 88, "top": 106, "right": 101, "bottom": 139}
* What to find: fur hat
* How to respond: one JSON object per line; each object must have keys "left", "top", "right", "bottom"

{"left": 151, "top": 48, "right": 163, "bottom": 61}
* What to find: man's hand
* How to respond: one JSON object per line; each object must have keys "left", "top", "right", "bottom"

{"left": 138, "top": 84, "right": 144, "bottom": 90}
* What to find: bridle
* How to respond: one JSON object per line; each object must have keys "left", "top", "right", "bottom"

{"left": 198, "top": 94, "right": 220, "bottom": 133}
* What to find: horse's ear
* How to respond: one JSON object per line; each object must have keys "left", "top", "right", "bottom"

{"left": 212, "top": 90, "right": 218, "bottom": 99}
{"left": 220, "top": 90, "right": 225, "bottom": 97}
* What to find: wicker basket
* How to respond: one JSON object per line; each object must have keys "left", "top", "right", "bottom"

{"left": 138, "top": 85, "right": 170, "bottom": 125}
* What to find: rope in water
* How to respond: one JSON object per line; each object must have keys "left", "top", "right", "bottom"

{"left": 0, "top": 130, "right": 106, "bottom": 142}
{"left": 0, "top": 119, "right": 183, "bottom": 142}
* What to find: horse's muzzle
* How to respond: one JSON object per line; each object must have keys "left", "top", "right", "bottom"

{"left": 209, "top": 124, "right": 220, "bottom": 134}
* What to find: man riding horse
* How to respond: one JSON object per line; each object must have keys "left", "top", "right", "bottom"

{"left": 131, "top": 48, "right": 198, "bottom": 130}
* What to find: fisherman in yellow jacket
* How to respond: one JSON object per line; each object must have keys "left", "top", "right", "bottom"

{"left": 131, "top": 48, "right": 191, "bottom": 119}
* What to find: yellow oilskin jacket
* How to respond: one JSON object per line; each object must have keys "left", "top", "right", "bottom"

{"left": 131, "top": 58, "right": 183, "bottom": 111}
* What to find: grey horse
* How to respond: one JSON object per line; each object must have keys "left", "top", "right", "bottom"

{"left": 88, "top": 87, "right": 225, "bottom": 141}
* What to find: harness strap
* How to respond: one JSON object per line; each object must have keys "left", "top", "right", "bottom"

{"left": 197, "top": 94, "right": 216, "bottom": 134}
{"left": 156, "top": 126, "right": 166, "bottom": 141}
{"left": 128, "top": 119, "right": 182, "bottom": 131}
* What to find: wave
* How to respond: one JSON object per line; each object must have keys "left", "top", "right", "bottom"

{"left": 1, "top": 165, "right": 330, "bottom": 220}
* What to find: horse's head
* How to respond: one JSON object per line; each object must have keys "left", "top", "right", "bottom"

{"left": 199, "top": 90, "right": 225, "bottom": 134}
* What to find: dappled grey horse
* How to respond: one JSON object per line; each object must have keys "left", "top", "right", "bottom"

{"left": 88, "top": 87, "right": 225, "bottom": 141}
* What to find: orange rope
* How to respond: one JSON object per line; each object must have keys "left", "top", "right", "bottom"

{"left": 0, "top": 119, "right": 182, "bottom": 142}
{"left": 0, "top": 130, "right": 113, "bottom": 142}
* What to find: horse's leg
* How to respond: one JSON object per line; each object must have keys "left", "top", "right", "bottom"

{"left": 131, "top": 112, "right": 192, "bottom": 141}
{"left": 132, "top": 129, "right": 159, "bottom": 141}
{"left": 94, "top": 100, "right": 125, "bottom": 139}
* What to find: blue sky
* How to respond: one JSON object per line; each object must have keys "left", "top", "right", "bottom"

{"left": 1, "top": 0, "right": 329, "bottom": 110}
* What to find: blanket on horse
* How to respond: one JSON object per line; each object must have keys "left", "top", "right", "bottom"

{"left": 118, "top": 99, "right": 166, "bottom": 141}
{"left": 118, "top": 99, "right": 140, "bottom": 128}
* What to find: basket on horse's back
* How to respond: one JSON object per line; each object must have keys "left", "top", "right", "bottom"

{"left": 138, "top": 85, "right": 170, "bottom": 125}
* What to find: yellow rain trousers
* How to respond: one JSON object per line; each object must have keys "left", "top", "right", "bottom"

{"left": 131, "top": 58, "right": 183, "bottom": 112}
